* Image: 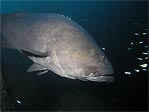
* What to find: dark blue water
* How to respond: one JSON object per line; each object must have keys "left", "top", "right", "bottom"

{"left": 1, "top": 1, "right": 148, "bottom": 111}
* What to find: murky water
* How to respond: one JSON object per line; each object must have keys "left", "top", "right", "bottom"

{"left": 1, "top": 1, "right": 148, "bottom": 111}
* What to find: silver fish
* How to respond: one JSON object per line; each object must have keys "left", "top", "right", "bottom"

{"left": 1, "top": 12, "right": 114, "bottom": 82}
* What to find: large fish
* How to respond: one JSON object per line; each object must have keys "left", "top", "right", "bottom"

{"left": 1, "top": 12, "right": 114, "bottom": 82}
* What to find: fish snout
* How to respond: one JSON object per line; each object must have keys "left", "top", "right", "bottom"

{"left": 101, "top": 63, "right": 114, "bottom": 75}
{"left": 84, "top": 65, "right": 114, "bottom": 82}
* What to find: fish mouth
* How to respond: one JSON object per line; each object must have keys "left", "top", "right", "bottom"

{"left": 84, "top": 74, "right": 114, "bottom": 83}
{"left": 98, "top": 75, "right": 114, "bottom": 82}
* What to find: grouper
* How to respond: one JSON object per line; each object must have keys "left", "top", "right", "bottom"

{"left": 1, "top": 12, "right": 114, "bottom": 82}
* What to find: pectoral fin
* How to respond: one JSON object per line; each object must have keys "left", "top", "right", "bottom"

{"left": 21, "top": 49, "right": 49, "bottom": 58}
{"left": 27, "top": 63, "right": 49, "bottom": 76}
{"left": 27, "top": 63, "right": 48, "bottom": 72}
{"left": 37, "top": 70, "right": 49, "bottom": 76}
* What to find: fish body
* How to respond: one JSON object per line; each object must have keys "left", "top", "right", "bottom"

{"left": 2, "top": 12, "right": 114, "bottom": 82}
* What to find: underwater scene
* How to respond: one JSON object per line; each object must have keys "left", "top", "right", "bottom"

{"left": 1, "top": 1, "right": 148, "bottom": 111}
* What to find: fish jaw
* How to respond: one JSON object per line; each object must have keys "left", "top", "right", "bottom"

{"left": 84, "top": 75, "right": 114, "bottom": 83}
{"left": 87, "top": 67, "right": 114, "bottom": 83}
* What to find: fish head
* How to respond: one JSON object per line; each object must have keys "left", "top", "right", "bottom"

{"left": 80, "top": 59, "right": 114, "bottom": 83}
{"left": 78, "top": 57, "right": 114, "bottom": 82}
{"left": 50, "top": 19, "right": 114, "bottom": 82}
{"left": 73, "top": 47, "right": 114, "bottom": 83}
{"left": 58, "top": 39, "right": 114, "bottom": 82}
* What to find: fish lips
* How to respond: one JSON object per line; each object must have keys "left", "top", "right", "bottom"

{"left": 86, "top": 75, "right": 114, "bottom": 83}
{"left": 83, "top": 72, "right": 114, "bottom": 83}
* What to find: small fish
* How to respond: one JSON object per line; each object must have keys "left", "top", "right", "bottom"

{"left": 137, "top": 58, "right": 143, "bottom": 61}
{"left": 134, "top": 69, "right": 140, "bottom": 73}
{"left": 102, "top": 47, "right": 106, "bottom": 51}
{"left": 130, "top": 42, "right": 134, "bottom": 45}
{"left": 142, "top": 52, "right": 148, "bottom": 55}
{"left": 134, "top": 33, "right": 140, "bottom": 36}
{"left": 139, "top": 64, "right": 147, "bottom": 68}
{"left": 145, "top": 46, "right": 149, "bottom": 49}
{"left": 128, "top": 47, "right": 133, "bottom": 51}
{"left": 124, "top": 71, "right": 131, "bottom": 75}
{"left": 139, "top": 41, "right": 143, "bottom": 44}
{"left": 142, "top": 69, "right": 147, "bottom": 71}
{"left": 1, "top": 12, "right": 114, "bottom": 82}
{"left": 142, "top": 32, "right": 147, "bottom": 35}
{"left": 16, "top": 100, "right": 21, "bottom": 104}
